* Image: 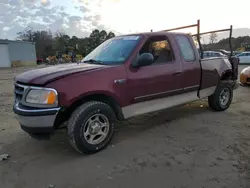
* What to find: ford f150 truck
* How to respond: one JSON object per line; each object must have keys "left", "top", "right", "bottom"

{"left": 13, "top": 20, "right": 239, "bottom": 154}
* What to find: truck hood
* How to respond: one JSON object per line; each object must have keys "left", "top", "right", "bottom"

{"left": 15, "top": 63, "right": 107, "bottom": 85}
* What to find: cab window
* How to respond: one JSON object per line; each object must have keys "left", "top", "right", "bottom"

{"left": 139, "top": 35, "right": 174, "bottom": 64}
{"left": 176, "top": 35, "right": 195, "bottom": 62}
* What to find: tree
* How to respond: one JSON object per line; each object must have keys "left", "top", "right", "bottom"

{"left": 16, "top": 28, "right": 116, "bottom": 59}
{"left": 209, "top": 32, "right": 218, "bottom": 44}
{"left": 54, "top": 32, "right": 70, "bottom": 52}
{"left": 106, "top": 32, "right": 115, "bottom": 40}
{"left": 99, "top": 30, "right": 107, "bottom": 43}
{"left": 17, "top": 29, "right": 54, "bottom": 58}
{"left": 202, "top": 35, "right": 250, "bottom": 51}
{"left": 89, "top": 29, "right": 101, "bottom": 50}
{"left": 88, "top": 30, "right": 115, "bottom": 53}
{"left": 17, "top": 29, "right": 35, "bottom": 42}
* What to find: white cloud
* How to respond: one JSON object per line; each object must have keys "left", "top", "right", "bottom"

{"left": 0, "top": 0, "right": 112, "bottom": 39}
{"left": 3, "top": 27, "right": 10, "bottom": 31}
{"left": 3, "top": 0, "right": 248, "bottom": 40}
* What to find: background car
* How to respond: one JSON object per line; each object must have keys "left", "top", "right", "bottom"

{"left": 203, "top": 51, "right": 226, "bottom": 58}
{"left": 236, "top": 51, "right": 250, "bottom": 64}
{"left": 219, "top": 49, "right": 230, "bottom": 56}
{"left": 240, "top": 66, "right": 250, "bottom": 85}
{"left": 233, "top": 51, "right": 242, "bottom": 56}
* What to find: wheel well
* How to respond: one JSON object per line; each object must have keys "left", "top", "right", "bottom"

{"left": 56, "top": 94, "right": 124, "bottom": 126}
{"left": 221, "top": 71, "right": 232, "bottom": 80}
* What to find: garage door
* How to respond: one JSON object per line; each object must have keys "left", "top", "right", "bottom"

{"left": 0, "top": 44, "right": 10, "bottom": 67}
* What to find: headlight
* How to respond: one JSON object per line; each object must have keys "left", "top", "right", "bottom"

{"left": 25, "top": 89, "right": 58, "bottom": 105}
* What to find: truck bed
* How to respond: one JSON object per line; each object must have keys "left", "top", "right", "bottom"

{"left": 199, "top": 57, "right": 233, "bottom": 98}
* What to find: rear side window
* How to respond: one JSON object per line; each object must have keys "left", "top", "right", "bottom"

{"left": 214, "top": 53, "right": 220, "bottom": 57}
{"left": 176, "top": 35, "right": 195, "bottom": 62}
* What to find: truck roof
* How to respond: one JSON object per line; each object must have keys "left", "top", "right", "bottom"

{"left": 119, "top": 31, "right": 189, "bottom": 38}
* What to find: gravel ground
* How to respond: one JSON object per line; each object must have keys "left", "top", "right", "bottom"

{"left": 0, "top": 65, "right": 250, "bottom": 188}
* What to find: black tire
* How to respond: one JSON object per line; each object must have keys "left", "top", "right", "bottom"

{"left": 208, "top": 82, "right": 233, "bottom": 111}
{"left": 67, "top": 101, "right": 116, "bottom": 154}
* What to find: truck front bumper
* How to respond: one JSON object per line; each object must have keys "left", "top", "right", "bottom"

{"left": 13, "top": 102, "right": 61, "bottom": 134}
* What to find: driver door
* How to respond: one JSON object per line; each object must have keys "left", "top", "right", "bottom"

{"left": 126, "top": 35, "right": 182, "bottom": 103}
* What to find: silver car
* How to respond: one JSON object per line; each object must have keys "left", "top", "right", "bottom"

{"left": 203, "top": 51, "right": 226, "bottom": 58}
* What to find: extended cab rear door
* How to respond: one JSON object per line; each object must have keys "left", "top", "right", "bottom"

{"left": 174, "top": 34, "right": 201, "bottom": 93}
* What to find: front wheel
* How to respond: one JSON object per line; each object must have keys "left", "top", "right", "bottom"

{"left": 208, "top": 82, "right": 233, "bottom": 111}
{"left": 67, "top": 101, "right": 116, "bottom": 154}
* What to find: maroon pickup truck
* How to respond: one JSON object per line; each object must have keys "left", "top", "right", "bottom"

{"left": 13, "top": 22, "right": 239, "bottom": 154}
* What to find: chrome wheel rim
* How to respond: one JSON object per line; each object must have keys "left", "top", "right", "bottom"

{"left": 219, "top": 88, "right": 230, "bottom": 106}
{"left": 83, "top": 114, "right": 109, "bottom": 145}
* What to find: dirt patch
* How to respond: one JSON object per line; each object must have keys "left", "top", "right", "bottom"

{"left": 0, "top": 65, "right": 250, "bottom": 188}
{"left": 11, "top": 60, "right": 36, "bottom": 67}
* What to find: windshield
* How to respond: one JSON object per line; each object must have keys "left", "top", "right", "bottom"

{"left": 82, "top": 36, "right": 141, "bottom": 65}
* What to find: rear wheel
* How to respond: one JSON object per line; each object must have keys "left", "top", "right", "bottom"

{"left": 208, "top": 82, "right": 233, "bottom": 111}
{"left": 67, "top": 101, "right": 116, "bottom": 154}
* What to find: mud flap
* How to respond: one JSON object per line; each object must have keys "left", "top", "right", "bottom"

{"left": 221, "top": 80, "right": 239, "bottom": 90}
{"left": 229, "top": 56, "right": 239, "bottom": 81}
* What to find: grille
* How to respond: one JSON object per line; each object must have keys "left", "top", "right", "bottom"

{"left": 14, "top": 83, "right": 27, "bottom": 103}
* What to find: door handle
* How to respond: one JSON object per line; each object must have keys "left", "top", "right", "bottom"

{"left": 114, "top": 79, "right": 126, "bottom": 84}
{"left": 173, "top": 71, "right": 181, "bottom": 76}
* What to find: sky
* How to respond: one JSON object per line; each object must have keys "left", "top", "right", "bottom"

{"left": 0, "top": 0, "right": 249, "bottom": 40}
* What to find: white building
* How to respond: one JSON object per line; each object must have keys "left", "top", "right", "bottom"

{"left": 0, "top": 39, "right": 37, "bottom": 68}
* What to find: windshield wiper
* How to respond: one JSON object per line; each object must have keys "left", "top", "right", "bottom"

{"left": 83, "top": 59, "right": 105, "bottom": 65}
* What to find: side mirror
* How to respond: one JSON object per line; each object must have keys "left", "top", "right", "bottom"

{"left": 132, "top": 53, "right": 154, "bottom": 68}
